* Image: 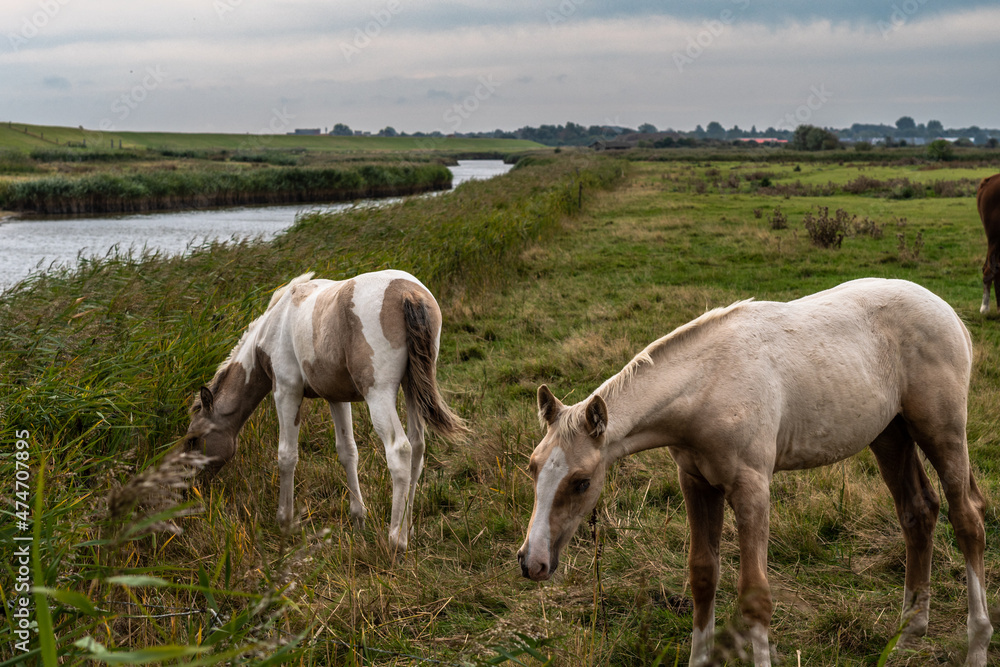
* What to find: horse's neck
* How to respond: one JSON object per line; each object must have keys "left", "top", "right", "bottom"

{"left": 600, "top": 356, "right": 698, "bottom": 461}
{"left": 215, "top": 346, "right": 272, "bottom": 430}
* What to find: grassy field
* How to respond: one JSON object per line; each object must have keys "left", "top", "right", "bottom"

{"left": 2, "top": 151, "right": 1000, "bottom": 665}
{"left": 0, "top": 122, "right": 543, "bottom": 155}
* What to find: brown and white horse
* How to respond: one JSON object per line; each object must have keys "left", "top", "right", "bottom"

{"left": 183, "top": 270, "right": 467, "bottom": 553}
{"left": 517, "top": 278, "right": 991, "bottom": 667}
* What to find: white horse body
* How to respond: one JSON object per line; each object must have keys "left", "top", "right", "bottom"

{"left": 519, "top": 278, "right": 991, "bottom": 667}
{"left": 184, "top": 269, "right": 466, "bottom": 554}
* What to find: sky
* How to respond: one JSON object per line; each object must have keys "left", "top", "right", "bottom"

{"left": 3, "top": 0, "right": 999, "bottom": 136}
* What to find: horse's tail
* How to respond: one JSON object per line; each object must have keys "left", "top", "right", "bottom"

{"left": 402, "top": 297, "right": 469, "bottom": 441}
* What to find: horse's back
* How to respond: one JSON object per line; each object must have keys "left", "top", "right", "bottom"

{"left": 272, "top": 270, "right": 436, "bottom": 402}
{"left": 747, "top": 279, "right": 970, "bottom": 469}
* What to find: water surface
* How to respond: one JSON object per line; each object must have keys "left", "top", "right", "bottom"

{"left": 0, "top": 160, "right": 512, "bottom": 290}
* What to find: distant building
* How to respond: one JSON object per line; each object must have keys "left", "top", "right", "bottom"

{"left": 735, "top": 138, "right": 789, "bottom": 145}
{"left": 288, "top": 128, "right": 321, "bottom": 135}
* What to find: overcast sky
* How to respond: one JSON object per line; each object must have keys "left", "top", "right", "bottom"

{"left": 3, "top": 0, "right": 998, "bottom": 135}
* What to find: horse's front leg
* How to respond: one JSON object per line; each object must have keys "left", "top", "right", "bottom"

{"left": 367, "top": 388, "right": 412, "bottom": 556}
{"left": 274, "top": 386, "right": 304, "bottom": 532}
{"left": 679, "top": 470, "right": 725, "bottom": 667}
{"left": 981, "top": 249, "right": 999, "bottom": 314}
{"left": 728, "top": 469, "right": 774, "bottom": 667}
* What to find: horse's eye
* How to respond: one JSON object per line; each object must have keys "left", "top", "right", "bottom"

{"left": 575, "top": 479, "right": 590, "bottom": 494}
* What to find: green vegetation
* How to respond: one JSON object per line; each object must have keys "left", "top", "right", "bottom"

{"left": 0, "top": 122, "right": 543, "bottom": 155}
{"left": 2, "top": 152, "right": 1000, "bottom": 665}
{"left": 0, "top": 162, "right": 452, "bottom": 214}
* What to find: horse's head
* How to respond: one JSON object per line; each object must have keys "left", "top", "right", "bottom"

{"left": 183, "top": 385, "right": 237, "bottom": 474}
{"left": 517, "top": 384, "right": 610, "bottom": 581}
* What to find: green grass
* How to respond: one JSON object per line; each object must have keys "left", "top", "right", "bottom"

{"left": 0, "top": 122, "right": 543, "bottom": 155}
{"left": 3, "top": 152, "right": 1000, "bottom": 665}
{"left": 0, "top": 162, "right": 452, "bottom": 214}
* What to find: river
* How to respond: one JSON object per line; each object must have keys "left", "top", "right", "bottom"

{"left": 0, "top": 160, "right": 512, "bottom": 289}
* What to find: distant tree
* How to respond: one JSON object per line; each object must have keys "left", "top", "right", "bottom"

{"left": 638, "top": 123, "right": 658, "bottom": 134}
{"left": 378, "top": 126, "right": 398, "bottom": 137}
{"left": 705, "top": 121, "right": 726, "bottom": 140}
{"left": 927, "top": 119, "right": 944, "bottom": 135}
{"left": 926, "top": 139, "right": 954, "bottom": 161}
{"left": 792, "top": 124, "right": 839, "bottom": 150}
{"left": 331, "top": 123, "right": 353, "bottom": 136}
{"left": 895, "top": 116, "right": 916, "bottom": 131}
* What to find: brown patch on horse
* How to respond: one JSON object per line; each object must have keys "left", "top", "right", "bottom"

{"left": 380, "top": 278, "right": 439, "bottom": 349}
{"left": 303, "top": 279, "right": 374, "bottom": 402}
{"left": 290, "top": 280, "right": 319, "bottom": 307}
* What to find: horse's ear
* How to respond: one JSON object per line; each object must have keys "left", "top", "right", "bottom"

{"left": 537, "top": 385, "right": 563, "bottom": 426}
{"left": 199, "top": 386, "right": 215, "bottom": 414}
{"left": 584, "top": 395, "right": 608, "bottom": 441}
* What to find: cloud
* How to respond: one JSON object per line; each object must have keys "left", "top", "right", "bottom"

{"left": 1, "top": 1, "right": 997, "bottom": 133}
{"left": 42, "top": 75, "right": 71, "bottom": 90}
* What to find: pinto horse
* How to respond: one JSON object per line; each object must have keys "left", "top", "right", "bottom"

{"left": 517, "top": 278, "right": 991, "bottom": 667}
{"left": 183, "top": 270, "right": 467, "bottom": 553}
{"left": 979, "top": 173, "right": 1000, "bottom": 313}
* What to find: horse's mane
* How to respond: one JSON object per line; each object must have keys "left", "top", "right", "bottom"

{"left": 547, "top": 298, "right": 753, "bottom": 438}
{"left": 192, "top": 272, "right": 314, "bottom": 410}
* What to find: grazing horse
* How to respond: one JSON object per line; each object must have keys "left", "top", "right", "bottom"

{"left": 517, "top": 278, "right": 991, "bottom": 667}
{"left": 183, "top": 270, "right": 467, "bottom": 553}
{"left": 979, "top": 173, "right": 1000, "bottom": 313}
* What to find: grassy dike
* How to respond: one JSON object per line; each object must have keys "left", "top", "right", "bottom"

{"left": 3, "top": 153, "right": 1000, "bottom": 665}
{"left": 0, "top": 162, "right": 453, "bottom": 215}
{"left": 0, "top": 155, "right": 623, "bottom": 665}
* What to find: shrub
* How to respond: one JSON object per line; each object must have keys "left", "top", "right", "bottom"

{"left": 768, "top": 207, "right": 788, "bottom": 230}
{"left": 803, "top": 206, "right": 850, "bottom": 248}
{"left": 926, "top": 139, "right": 954, "bottom": 162}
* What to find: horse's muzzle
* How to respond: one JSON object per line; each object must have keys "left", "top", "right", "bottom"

{"left": 517, "top": 544, "right": 555, "bottom": 581}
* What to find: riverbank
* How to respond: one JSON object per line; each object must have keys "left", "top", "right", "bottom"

{"left": 0, "top": 162, "right": 452, "bottom": 215}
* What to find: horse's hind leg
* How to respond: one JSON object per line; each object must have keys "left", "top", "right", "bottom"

{"left": 869, "top": 416, "right": 940, "bottom": 642}
{"left": 329, "top": 401, "right": 366, "bottom": 530}
{"left": 904, "top": 401, "right": 993, "bottom": 667}
{"left": 367, "top": 388, "right": 412, "bottom": 556}
{"left": 404, "top": 392, "right": 426, "bottom": 539}
{"left": 918, "top": 440, "right": 992, "bottom": 666}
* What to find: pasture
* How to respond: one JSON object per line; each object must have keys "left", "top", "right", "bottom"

{"left": 3, "top": 152, "right": 1000, "bottom": 665}
{"left": 0, "top": 123, "right": 543, "bottom": 156}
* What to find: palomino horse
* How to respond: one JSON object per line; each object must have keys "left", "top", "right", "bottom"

{"left": 978, "top": 173, "right": 1000, "bottom": 314}
{"left": 183, "top": 270, "right": 467, "bottom": 553}
{"left": 517, "top": 278, "right": 991, "bottom": 667}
